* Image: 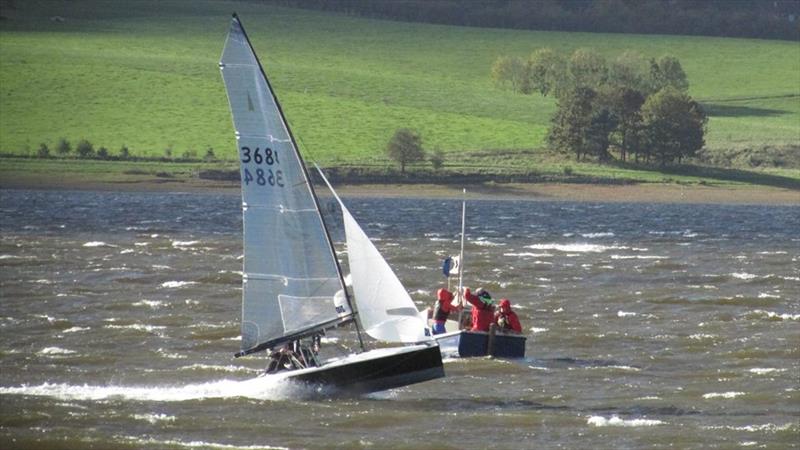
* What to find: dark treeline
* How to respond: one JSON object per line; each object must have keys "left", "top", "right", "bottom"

{"left": 269, "top": 0, "right": 799, "bottom": 41}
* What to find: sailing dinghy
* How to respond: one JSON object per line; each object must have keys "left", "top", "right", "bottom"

{"left": 219, "top": 14, "right": 444, "bottom": 395}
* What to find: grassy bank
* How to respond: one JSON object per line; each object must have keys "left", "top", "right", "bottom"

{"left": 1, "top": 0, "right": 798, "bottom": 169}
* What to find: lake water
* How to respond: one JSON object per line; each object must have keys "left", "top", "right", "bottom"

{"left": 1, "top": 189, "right": 798, "bottom": 449}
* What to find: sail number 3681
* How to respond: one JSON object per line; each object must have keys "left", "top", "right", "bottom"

{"left": 241, "top": 146, "right": 284, "bottom": 188}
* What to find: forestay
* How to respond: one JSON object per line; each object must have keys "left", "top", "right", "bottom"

{"left": 219, "top": 16, "right": 351, "bottom": 354}
{"left": 316, "top": 168, "right": 429, "bottom": 343}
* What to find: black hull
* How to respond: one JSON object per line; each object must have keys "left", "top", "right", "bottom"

{"left": 434, "top": 330, "right": 526, "bottom": 358}
{"left": 285, "top": 344, "right": 444, "bottom": 395}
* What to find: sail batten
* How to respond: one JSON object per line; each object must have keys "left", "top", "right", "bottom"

{"left": 220, "top": 15, "right": 352, "bottom": 353}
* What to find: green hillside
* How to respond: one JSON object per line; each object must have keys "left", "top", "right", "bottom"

{"left": 1, "top": 0, "right": 798, "bottom": 172}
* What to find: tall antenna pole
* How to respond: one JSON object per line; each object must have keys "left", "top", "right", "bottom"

{"left": 456, "top": 189, "right": 466, "bottom": 327}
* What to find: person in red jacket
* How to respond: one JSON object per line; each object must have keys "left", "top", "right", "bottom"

{"left": 431, "top": 288, "right": 460, "bottom": 335}
{"left": 494, "top": 298, "right": 522, "bottom": 334}
{"left": 463, "top": 287, "right": 495, "bottom": 332}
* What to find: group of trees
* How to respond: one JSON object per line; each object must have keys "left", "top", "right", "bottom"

{"left": 492, "top": 49, "right": 707, "bottom": 165}
{"left": 276, "top": 0, "right": 800, "bottom": 41}
{"left": 34, "top": 138, "right": 218, "bottom": 162}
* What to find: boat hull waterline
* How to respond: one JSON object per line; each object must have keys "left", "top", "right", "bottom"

{"left": 273, "top": 344, "right": 444, "bottom": 395}
{"left": 434, "top": 330, "right": 527, "bottom": 358}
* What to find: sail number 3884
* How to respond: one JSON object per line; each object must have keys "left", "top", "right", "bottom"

{"left": 241, "top": 146, "right": 284, "bottom": 188}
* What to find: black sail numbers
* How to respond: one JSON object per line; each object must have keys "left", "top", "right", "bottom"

{"left": 241, "top": 146, "right": 284, "bottom": 188}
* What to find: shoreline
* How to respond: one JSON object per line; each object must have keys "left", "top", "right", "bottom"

{"left": 1, "top": 175, "right": 798, "bottom": 204}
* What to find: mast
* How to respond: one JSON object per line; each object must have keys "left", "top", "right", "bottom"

{"left": 458, "top": 189, "right": 466, "bottom": 296}
{"left": 456, "top": 189, "right": 467, "bottom": 325}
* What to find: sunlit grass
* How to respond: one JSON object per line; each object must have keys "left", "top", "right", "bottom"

{"left": 0, "top": 0, "right": 798, "bottom": 176}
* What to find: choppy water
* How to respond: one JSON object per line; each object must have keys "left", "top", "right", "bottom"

{"left": 1, "top": 189, "right": 798, "bottom": 449}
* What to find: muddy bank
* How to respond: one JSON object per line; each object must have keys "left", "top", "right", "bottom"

{"left": 1, "top": 171, "right": 797, "bottom": 204}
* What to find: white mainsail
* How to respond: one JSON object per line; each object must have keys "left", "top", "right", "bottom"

{"left": 316, "top": 168, "right": 429, "bottom": 343}
{"left": 219, "top": 16, "right": 352, "bottom": 355}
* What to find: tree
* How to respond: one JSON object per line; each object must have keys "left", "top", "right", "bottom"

{"left": 649, "top": 55, "right": 689, "bottom": 93}
{"left": 56, "top": 138, "right": 71, "bottom": 156}
{"left": 568, "top": 48, "right": 608, "bottom": 91}
{"left": 204, "top": 147, "right": 217, "bottom": 162}
{"left": 119, "top": 145, "right": 130, "bottom": 159}
{"left": 607, "top": 51, "right": 650, "bottom": 94}
{"left": 586, "top": 108, "right": 617, "bottom": 162}
{"left": 527, "top": 48, "right": 566, "bottom": 97}
{"left": 548, "top": 87, "right": 597, "bottom": 161}
{"left": 640, "top": 88, "right": 706, "bottom": 166}
{"left": 600, "top": 86, "right": 645, "bottom": 161}
{"left": 76, "top": 139, "right": 94, "bottom": 158}
{"left": 37, "top": 143, "right": 50, "bottom": 158}
{"left": 490, "top": 55, "right": 531, "bottom": 94}
{"left": 429, "top": 148, "right": 445, "bottom": 169}
{"left": 386, "top": 128, "right": 425, "bottom": 173}
{"left": 97, "top": 146, "right": 109, "bottom": 159}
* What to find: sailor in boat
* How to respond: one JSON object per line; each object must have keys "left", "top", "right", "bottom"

{"left": 463, "top": 287, "right": 496, "bottom": 332}
{"left": 265, "top": 335, "right": 322, "bottom": 374}
{"left": 430, "top": 288, "right": 461, "bottom": 335}
{"left": 494, "top": 299, "right": 523, "bottom": 334}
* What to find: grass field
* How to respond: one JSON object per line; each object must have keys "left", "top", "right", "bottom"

{"left": 1, "top": 0, "right": 798, "bottom": 177}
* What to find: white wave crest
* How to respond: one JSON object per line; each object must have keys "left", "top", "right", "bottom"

{"left": 730, "top": 272, "right": 758, "bottom": 280}
{"left": 581, "top": 232, "right": 615, "bottom": 238}
{"left": 473, "top": 240, "right": 504, "bottom": 247}
{"left": 115, "top": 435, "right": 287, "bottom": 450}
{"left": 172, "top": 240, "right": 200, "bottom": 247}
{"left": 610, "top": 254, "right": 667, "bottom": 260}
{"left": 161, "top": 281, "right": 197, "bottom": 288}
{"left": 133, "top": 300, "right": 166, "bottom": 309}
{"left": 0, "top": 376, "right": 318, "bottom": 402}
{"left": 527, "top": 243, "right": 626, "bottom": 253}
{"left": 0, "top": 254, "right": 32, "bottom": 260}
{"left": 702, "top": 423, "right": 795, "bottom": 432}
{"left": 62, "top": 326, "right": 90, "bottom": 334}
{"left": 83, "top": 241, "right": 116, "bottom": 248}
{"left": 503, "top": 252, "right": 553, "bottom": 258}
{"left": 617, "top": 311, "right": 637, "bottom": 317}
{"left": 39, "top": 347, "right": 76, "bottom": 355}
{"left": 749, "top": 368, "right": 786, "bottom": 375}
{"left": 105, "top": 324, "right": 166, "bottom": 333}
{"left": 689, "top": 333, "right": 716, "bottom": 340}
{"left": 703, "top": 391, "right": 745, "bottom": 399}
{"left": 587, "top": 415, "right": 663, "bottom": 427}
{"left": 179, "top": 364, "right": 260, "bottom": 374}
{"left": 751, "top": 310, "right": 800, "bottom": 321}
{"left": 133, "top": 413, "right": 176, "bottom": 424}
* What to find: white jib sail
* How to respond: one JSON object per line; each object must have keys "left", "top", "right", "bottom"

{"left": 315, "top": 167, "right": 429, "bottom": 343}
{"left": 340, "top": 206, "right": 429, "bottom": 343}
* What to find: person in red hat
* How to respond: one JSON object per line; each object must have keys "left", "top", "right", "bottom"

{"left": 463, "top": 287, "right": 496, "bottom": 332}
{"left": 431, "top": 288, "right": 460, "bottom": 335}
{"left": 494, "top": 298, "right": 522, "bottom": 334}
